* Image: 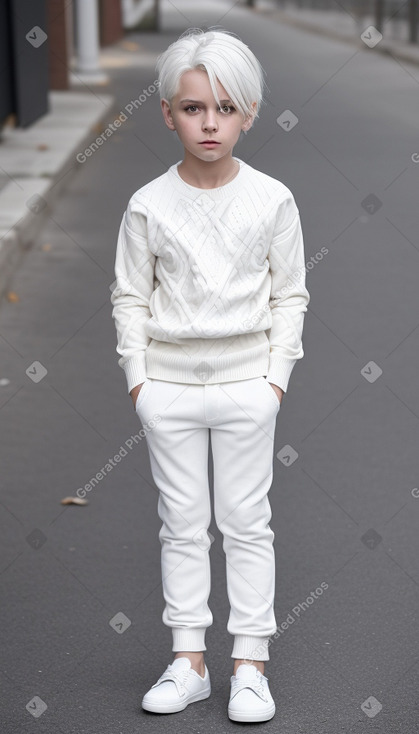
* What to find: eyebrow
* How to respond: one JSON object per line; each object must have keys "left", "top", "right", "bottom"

{"left": 179, "top": 99, "right": 233, "bottom": 105}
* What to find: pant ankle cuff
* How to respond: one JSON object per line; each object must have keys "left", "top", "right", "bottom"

{"left": 172, "top": 627, "right": 207, "bottom": 652}
{"left": 231, "top": 635, "right": 271, "bottom": 661}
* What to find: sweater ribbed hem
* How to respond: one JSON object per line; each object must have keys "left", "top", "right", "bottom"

{"left": 231, "top": 635, "right": 272, "bottom": 661}
{"left": 145, "top": 341, "right": 269, "bottom": 384}
{"left": 172, "top": 627, "right": 207, "bottom": 652}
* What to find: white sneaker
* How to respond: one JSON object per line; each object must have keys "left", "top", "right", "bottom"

{"left": 228, "top": 663, "right": 276, "bottom": 722}
{"left": 141, "top": 657, "right": 211, "bottom": 714}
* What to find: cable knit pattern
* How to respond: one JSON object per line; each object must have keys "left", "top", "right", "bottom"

{"left": 111, "top": 157, "right": 310, "bottom": 393}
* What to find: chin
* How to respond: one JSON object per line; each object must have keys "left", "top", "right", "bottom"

{"left": 195, "top": 150, "right": 222, "bottom": 161}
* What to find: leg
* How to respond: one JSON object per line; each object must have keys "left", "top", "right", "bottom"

{"left": 136, "top": 379, "right": 213, "bottom": 663}
{"left": 233, "top": 658, "right": 264, "bottom": 675}
{"left": 211, "top": 377, "right": 280, "bottom": 667}
{"left": 174, "top": 650, "right": 206, "bottom": 677}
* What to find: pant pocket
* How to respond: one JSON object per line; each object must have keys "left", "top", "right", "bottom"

{"left": 260, "top": 376, "right": 281, "bottom": 412}
{"left": 135, "top": 378, "right": 153, "bottom": 411}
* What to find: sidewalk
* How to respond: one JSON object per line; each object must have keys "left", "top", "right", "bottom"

{"left": 0, "top": 90, "right": 114, "bottom": 300}
{"left": 0, "top": 34, "right": 165, "bottom": 303}
{"left": 252, "top": 2, "right": 419, "bottom": 66}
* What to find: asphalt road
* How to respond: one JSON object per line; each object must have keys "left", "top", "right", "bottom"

{"left": 1, "top": 1, "right": 419, "bottom": 732}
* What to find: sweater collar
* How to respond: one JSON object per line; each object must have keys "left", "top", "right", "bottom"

{"left": 168, "top": 157, "right": 246, "bottom": 199}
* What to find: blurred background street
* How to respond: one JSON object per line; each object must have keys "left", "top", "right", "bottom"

{"left": 1, "top": 1, "right": 419, "bottom": 732}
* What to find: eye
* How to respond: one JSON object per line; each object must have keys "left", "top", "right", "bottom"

{"left": 183, "top": 104, "right": 236, "bottom": 114}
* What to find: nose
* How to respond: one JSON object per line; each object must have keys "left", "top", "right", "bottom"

{"left": 203, "top": 108, "right": 218, "bottom": 132}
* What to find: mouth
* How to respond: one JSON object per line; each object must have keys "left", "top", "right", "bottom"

{"left": 199, "top": 141, "right": 220, "bottom": 145}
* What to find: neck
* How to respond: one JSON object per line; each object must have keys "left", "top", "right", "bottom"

{"left": 177, "top": 152, "right": 239, "bottom": 189}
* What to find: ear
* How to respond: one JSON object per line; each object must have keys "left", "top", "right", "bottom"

{"left": 161, "top": 98, "right": 176, "bottom": 131}
{"left": 241, "top": 101, "right": 257, "bottom": 132}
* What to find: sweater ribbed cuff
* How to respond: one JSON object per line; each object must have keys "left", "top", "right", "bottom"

{"left": 266, "top": 355, "right": 296, "bottom": 394}
{"left": 123, "top": 353, "right": 147, "bottom": 394}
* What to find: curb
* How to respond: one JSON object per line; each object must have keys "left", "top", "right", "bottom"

{"left": 0, "top": 90, "right": 115, "bottom": 302}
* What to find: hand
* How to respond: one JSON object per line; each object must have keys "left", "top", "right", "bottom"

{"left": 268, "top": 382, "right": 284, "bottom": 406}
{"left": 130, "top": 382, "right": 144, "bottom": 409}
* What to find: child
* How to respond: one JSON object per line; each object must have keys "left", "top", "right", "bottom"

{"left": 111, "top": 26, "right": 310, "bottom": 723}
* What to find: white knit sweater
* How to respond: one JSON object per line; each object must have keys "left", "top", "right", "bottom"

{"left": 111, "top": 156, "right": 310, "bottom": 394}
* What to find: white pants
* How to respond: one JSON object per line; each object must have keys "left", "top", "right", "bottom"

{"left": 135, "top": 375, "right": 281, "bottom": 661}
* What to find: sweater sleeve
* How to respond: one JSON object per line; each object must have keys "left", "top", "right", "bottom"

{"left": 110, "top": 195, "right": 156, "bottom": 394}
{"left": 265, "top": 192, "right": 310, "bottom": 394}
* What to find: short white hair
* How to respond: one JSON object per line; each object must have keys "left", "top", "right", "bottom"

{"left": 155, "top": 27, "right": 267, "bottom": 122}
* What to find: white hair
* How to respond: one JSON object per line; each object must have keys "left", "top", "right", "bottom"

{"left": 155, "top": 27, "right": 267, "bottom": 122}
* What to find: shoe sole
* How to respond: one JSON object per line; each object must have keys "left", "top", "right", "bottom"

{"left": 142, "top": 686, "right": 211, "bottom": 714}
{"left": 228, "top": 703, "right": 276, "bottom": 722}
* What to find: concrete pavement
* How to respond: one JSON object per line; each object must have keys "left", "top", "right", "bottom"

{"left": 0, "top": 91, "right": 114, "bottom": 300}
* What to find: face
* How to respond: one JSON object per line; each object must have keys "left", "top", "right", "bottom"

{"left": 161, "top": 68, "right": 256, "bottom": 164}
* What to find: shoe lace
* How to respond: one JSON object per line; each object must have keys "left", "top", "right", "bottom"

{"left": 231, "top": 671, "right": 268, "bottom": 702}
{"left": 151, "top": 665, "right": 190, "bottom": 698}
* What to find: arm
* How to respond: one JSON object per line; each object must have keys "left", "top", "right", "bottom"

{"left": 110, "top": 196, "right": 156, "bottom": 405}
{"left": 266, "top": 192, "right": 310, "bottom": 397}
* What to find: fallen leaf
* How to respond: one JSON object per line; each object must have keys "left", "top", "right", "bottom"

{"left": 6, "top": 291, "right": 19, "bottom": 302}
{"left": 121, "top": 40, "right": 139, "bottom": 51}
{"left": 61, "top": 496, "right": 89, "bottom": 506}
{"left": 41, "top": 243, "right": 52, "bottom": 252}
{"left": 37, "top": 143, "right": 49, "bottom": 151}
